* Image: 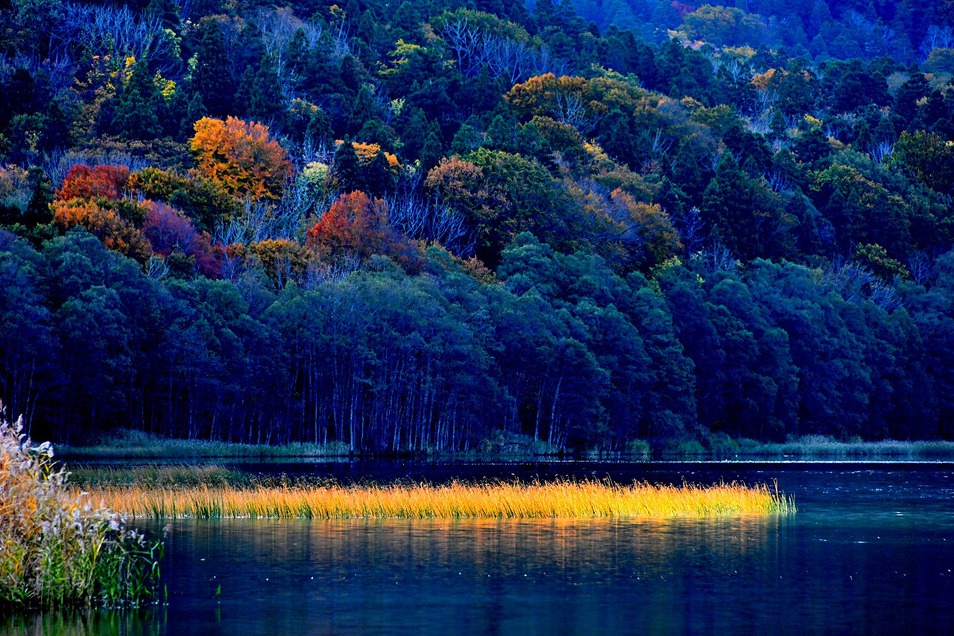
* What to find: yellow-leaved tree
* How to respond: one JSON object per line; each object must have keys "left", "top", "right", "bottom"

{"left": 189, "top": 116, "right": 294, "bottom": 200}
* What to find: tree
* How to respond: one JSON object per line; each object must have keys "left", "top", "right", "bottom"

{"left": 0, "top": 236, "right": 56, "bottom": 431}
{"left": 680, "top": 5, "right": 767, "bottom": 48}
{"left": 701, "top": 154, "right": 794, "bottom": 261}
{"left": 189, "top": 117, "right": 293, "bottom": 200}
{"left": 305, "top": 191, "right": 412, "bottom": 265}
{"left": 142, "top": 201, "right": 220, "bottom": 277}
{"left": 810, "top": 163, "right": 912, "bottom": 258}
{"left": 192, "top": 18, "right": 235, "bottom": 117}
{"left": 891, "top": 130, "right": 954, "bottom": 196}
{"left": 237, "top": 239, "right": 311, "bottom": 289}
{"left": 56, "top": 286, "right": 133, "bottom": 438}
{"left": 506, "top": 73, "right": 597, "bottom": 130}
{"left": 127, "top": 167, "right": 239, "bottom": 234}
{"left": 329, "top": 137, "right": 364, "bottom": 193}
{"left": 236, "top": 55, "right": 286, "bottom": 122}
{"left": 112, "top": 58, "right": 164, "bottom": 140}
{"left": 52, "top": 200, "right": 152, "bottom": 262}
{"left": 56, "top": 165, "right": 130, "bottom": 202}
{"left": 609, "top": 189, "right": 682, "bottom": 269}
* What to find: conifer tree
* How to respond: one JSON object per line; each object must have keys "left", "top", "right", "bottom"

{"left": 330, "top": 137, "right": 364, "bottom": 193}
{"left": 193, "top": 19, "right": 235, "bottom": 117}
{"left": 113, "top": 60, "right": 163, "bottom": 140}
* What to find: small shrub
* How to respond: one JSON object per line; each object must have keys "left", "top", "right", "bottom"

{"left": 627, "top": 439, "right": 652, "bottom": 459}
{"left": 660, "top": 438, "right": 707, "bottom": 458}
{"left": 706, "top": 432, "right": 741, "bottom": 460}
{"left": 0, "top": 409, "right": 164, "bottom": 610}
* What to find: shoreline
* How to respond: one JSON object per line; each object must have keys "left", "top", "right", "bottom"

{"left": 57, "top": 429, "right": 954, "bottom": 463}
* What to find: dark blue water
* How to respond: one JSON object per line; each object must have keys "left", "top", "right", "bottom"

{"left": 5, "top": 463, "right": 954, "bottom": 635}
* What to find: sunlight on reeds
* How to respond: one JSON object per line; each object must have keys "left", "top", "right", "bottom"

{"left": 88, "top": 479, "right": 795, "bottom": 520}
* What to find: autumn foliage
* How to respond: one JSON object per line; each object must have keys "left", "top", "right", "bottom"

{"left": 142, "top": 201, "right": 220, "bottom": 277}
{"left": 52, "top": 199, "right": 152, "bottom": 261}
{"left": 55, "top": 165, "right": 130, "bottom": 202}
{"left": 505, "top": 74, "right": 599, "bottom": 126}
{"left": 235, "top": 239, "right": 312, "bottom": 287}
{"left": 348, "top": 141, "right": 400, "bottom": 169}
{"left": 610, "top": 189, "right": 682, "bottom": 267}
{"left": 306, "top": 191, "right": 411, "bottom": 264}
{"left": 189, "top": 117, "right": 294, "bottom": 200}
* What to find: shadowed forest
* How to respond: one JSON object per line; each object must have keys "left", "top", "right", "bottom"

{"left": 1, "top": 0, "right": 954, "bottom": 453}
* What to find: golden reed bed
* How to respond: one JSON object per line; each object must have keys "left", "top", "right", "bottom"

{"left": 84, "top": 480, "right": 795, "bottom": 520}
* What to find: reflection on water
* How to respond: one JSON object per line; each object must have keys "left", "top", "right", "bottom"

{"left": 5, "top": 466, "right": 954, "bottom": 635}
{"left": 2, "top": 609, "right": 166, "bottom": 636}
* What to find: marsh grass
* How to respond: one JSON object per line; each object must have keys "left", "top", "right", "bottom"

{"left": 68, "top": 465, "right": 249, "bottom": 489}
{"left": 732, "top": 435, "right": 954, "bottom": 460}
{"left": 90, "top": 479, "right": 795, "bottom": 520}
{"left": 58, "top": 429, "right": 350, "bottom": 460}
{"left": 0, "top": 411, "right": 164, "bottom": 610}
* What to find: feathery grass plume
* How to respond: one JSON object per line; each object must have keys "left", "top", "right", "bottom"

{"left": 91, "top": 478, "right": 795, "bottom": 520}
{"left": 0, "top": 408, "right": 164, "bottom": 610}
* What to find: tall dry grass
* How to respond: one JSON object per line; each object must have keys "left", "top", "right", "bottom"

{"left": 0, "top": 410, "right": 163, "bottom": 610}
{"left": 91, "top": 479, "right": 795, "bottom": 520}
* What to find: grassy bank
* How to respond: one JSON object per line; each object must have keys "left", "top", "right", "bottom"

{"left": 58, "top": 429, "right": 350, "bottom": 460}
{"left": 59, "top": 429, "right": 954, "bottom": 462}
{"left": 702, "top": 434, "right": 954, "bottom": 461}
{"left": 0, "top": 414, "right": 163, "bottom": 610}
{"left": 85, "top": 479, "right": 795, "bottom": 520}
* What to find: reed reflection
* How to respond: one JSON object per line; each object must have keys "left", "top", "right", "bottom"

{"left": 140, "top": 516, "right": 786, "bottom": 634}
{"left": 1, "top": 609, "right": 167, "bottom": 636}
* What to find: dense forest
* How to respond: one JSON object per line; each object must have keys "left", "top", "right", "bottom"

{"left": 1, "top": 0, "right": 954, "bottom": 453}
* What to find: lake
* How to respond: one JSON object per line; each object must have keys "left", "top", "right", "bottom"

{"left": 4, "top": 462, "right": 954, "bottom": 634}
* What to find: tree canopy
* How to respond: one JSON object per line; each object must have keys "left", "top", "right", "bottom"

{"left": 1, "top": 0, "right": 954, "bottom": 452}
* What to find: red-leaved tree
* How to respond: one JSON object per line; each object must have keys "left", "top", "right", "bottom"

{"left": 305, "top": 191, "right": 415, "bottom": 265}
{"left": 56, "top": 165, "right": 130, "bottom": 201}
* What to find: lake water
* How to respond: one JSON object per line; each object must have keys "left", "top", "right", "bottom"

{"left": 5, "top": 462, "right": 954, "bottom": 635}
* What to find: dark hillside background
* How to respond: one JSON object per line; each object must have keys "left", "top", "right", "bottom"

{"left": 1, "top": 0, "right": 953, "bottom": 452}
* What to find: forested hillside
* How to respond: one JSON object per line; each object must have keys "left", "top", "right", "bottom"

{"left": 1, "top": 0, "right": 953, "bottom": 453}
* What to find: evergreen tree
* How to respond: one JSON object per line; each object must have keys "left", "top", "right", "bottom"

{"left": 305, "top": 108, "right": 333, "bottom": 148}
{"left": 250, "top": 54, "right": 284, "bottom": 121}
{"left": 365, "top": 150, "right": 395, "bottom": 197}
{"left": 234, "top": 65, "right": 256, "bottom": 117}
{"left": 112, "top": 60, "right": 163, "bottom": 140}
{"left": 330, "top": 138, "right": 364, "bottom": 193}
{"left": 182, "top": 92, "right": 208, "bottom": 138}
{"left": 23, "top": 167, "right": 53, "bottom": 228}
{"left": 193, "top": 19, "right": 235, "bottom": 117}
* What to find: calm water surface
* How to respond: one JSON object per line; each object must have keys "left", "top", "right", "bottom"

{"left": 5, "top": 463, "right": 954, "bottom": 635}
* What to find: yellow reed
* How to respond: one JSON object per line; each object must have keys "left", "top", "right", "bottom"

{"left": 84, "top": 480, "right": 795, "bottom": 520}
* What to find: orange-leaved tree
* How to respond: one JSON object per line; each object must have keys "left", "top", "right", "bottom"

{"left": 56, "top": 165, "right": 130, "bottom": 201}
{"left": 189, "top": 116, "right": 294, "bottom": 200}
{"left": 305, "top": 191, "right": 412, "bottom": 264}
{"left": 53, "top": 199, "right": 152, "bottom": 262}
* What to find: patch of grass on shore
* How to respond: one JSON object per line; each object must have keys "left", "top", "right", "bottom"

{"left": 0, "top": 413, "right": 164, "bottom": 610}
{"left": 722, "top": 435, "right": 954, "bottom": 460}
{"left": 87, "top": 479, "right": 795, "bottom": 520}
{"left": 60, "top": 429, "right": 954, "bottom": 462}
{"left": 67, "top": 465, "right": 250, "bottom": 489}
{"left": 58, "top": 429, "right": 351, "bottom": 460}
